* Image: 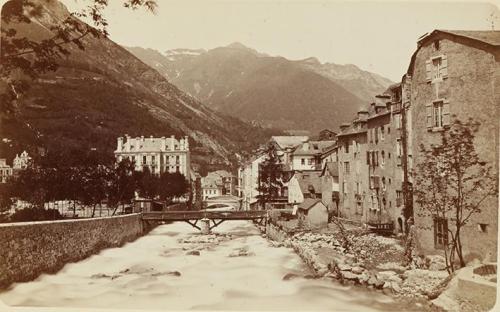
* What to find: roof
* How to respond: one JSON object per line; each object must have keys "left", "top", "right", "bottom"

{"left": 408, "top": 29, "right": 500, "bottom": 75}
{"left": 320, "top": 161, "right": 339, "bottom": 177}
{"left": 117, "top": 136, "right": 184, "bottom": 153}
{"left": 424, "top": 30, "right": 500, "bottom": 46}
{"left": 292, "top": 140, "right": 336, "bottom": 156}
{"left": 294, "top": 171, "right": 322, "bottom": 195}
{"left": 271, "top": 136, "right": 309, "bottom": 149}
{"left": 297, "top": 198, "right": 323, "bottom": 211}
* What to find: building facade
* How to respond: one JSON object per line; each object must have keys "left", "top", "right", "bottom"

{"left": 337, "top": 112, "right": 369, "bottom": 224}
{"left": 114, "top": 135, "right": 190, "bottom": 177}
{"left": 365, "top": 87, "right": 405, "bottom": 233}
{"left": 0, "top": 159, "right": 13, "bottom": 184}
{"left": 13, "top": 151, "right": 31, "bottom": 170}
{"left": 408, "top": 30, "right": 499, "bottom": 261}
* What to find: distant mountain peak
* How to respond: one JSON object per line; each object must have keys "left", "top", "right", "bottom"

{"left": 301, "top": 57, "right": 321, "bottom": 65}
{"left": 226, "top": 42, "right": 250, "bottom": 49}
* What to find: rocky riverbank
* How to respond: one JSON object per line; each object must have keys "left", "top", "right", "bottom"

{"left": 263, "top": 222, "right": 451, "bottom": 305}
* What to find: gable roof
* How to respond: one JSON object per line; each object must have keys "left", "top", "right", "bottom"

{"left": 298, "top": 198, "right": 323, "bottom": 211}
{"left": 292, "top": 140, "right": 336, "bottom": 156}
{"left": 271, "top": 136, "right": 309, "bottom": 150}
{"left": 426, "top": 30, "right": 500, "bottom": 46}
{"left": 293, "top": 171, "right": 322, "bottom": 194}
{"left": 320, "top": 161, "right": 339, "bottom": 177}
{"left": 408, "top": 29, "right": 500, "bottom": 76}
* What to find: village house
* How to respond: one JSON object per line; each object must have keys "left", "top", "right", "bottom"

{"left": 407, "top": 30, "right": 499, "bottom": 261}
{"left": 290, "top": 140, "right": 337, "bottom": 171}
{"left": 0, "top": 159, "right": 13, "bottom": 184}
{"left": 296, "top": 198, "right": 329, "bottom": 229}
{"left": 336, "top": 111, "right": 370, "bottom": 224}
{"left": 287, "top": 170, "right": 322, "bottom": 206}
{"left": 320, "top": 161, "right": 339, "bottom": 217}
{"left": 12, "top": 151, "right": 31, "bottom": 170}
{"left": 269, "top": 135, "right": 309, "bottom": 170}
{"left": 238, "top": 153, "right": 266, "bottom": 210}
{"left": 114, "top": 135, "right": 190, "bottom": 177}
{"left": 318, "top": 129, "right": 337, "bottom": 141}
{"left": 201, "top": 170, "right": 236, "bottom": 201}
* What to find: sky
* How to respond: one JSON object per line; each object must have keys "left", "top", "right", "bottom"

{"left": 7, "top": 0, "right": 500, "bottom": 81}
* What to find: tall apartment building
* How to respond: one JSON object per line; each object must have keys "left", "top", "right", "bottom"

{"left": 337, "top": 110, "right": 369, "bottom": 223}
{"left": 114, "top": 135, "right": 190, "bottom": 177}
{"left": 365, "top": 85, "right": 405, "bottom": 233}
{"left": 407, "top": 30, "right": 499, "bottom": 261}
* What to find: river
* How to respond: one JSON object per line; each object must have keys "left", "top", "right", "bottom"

{"left": 0, "top": 221, "right": 427, "bottom": 311}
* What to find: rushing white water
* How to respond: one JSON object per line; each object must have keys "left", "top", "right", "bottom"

{"left": 0, "top": 221, "right": 426, "bottom": 311}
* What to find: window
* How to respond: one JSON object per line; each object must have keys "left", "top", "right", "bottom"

{"left": 152, "top": 155, "right": 155, "bottom": 164}
{"left": 381, "top": 151, "right": 385, "bottom": 166}
{"left": 374, "top": 128, "right": 378, "bottom": 144}
{"left": 345, "top": 142, "right": 349, "bottom": 153}
{"left": 143, "top": 155, "right": 147, "bottom": 164}
{"left": 434, "top": 217, "right": 448, "bottom": 249}
{"left": 344, "top": 162, "right": 350, "bottom": 174}
{"left": 343, "top": 181, "right": 348, "bottom": 195}
{"left": 387, "top": 127, "right": 390, "bottom": 134}
{"left": 308, "top": 158, "right": 313, "bottom": 165}
{"left": 356, "top": 182, "right": 360, "bottom": 194}
{"left": 381, "top": 177, "right": 386, "bottom": 191}
{"left": 434, "top": 40, "right": 440, "bottom": 51}
{"left": 301, "top": 158, "right": 305, "bottom": 165}
{"left": 433, "top": 101, "right": 443, "bottom": 128}
{"left": 426, "top": 55, "right": 448, "bottom": 81}
{"left": 478, "top": 223, "right": 488, "bottom": 233}
{"left": 388, "top": 152, "right": 391, "bottom": 159}
{"left": 432, "top": 58, "right": 442, "bottom": 80}
{"left": 366, "top": 151, "right": 370, "bottom": 165}
{"left": 380, "top": 127, "right": 385, "bottom": 141}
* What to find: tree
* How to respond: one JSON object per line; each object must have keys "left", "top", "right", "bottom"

{"left": 108, "top": 158, "right": 137, "bottom": 215}
{"left": 158, "top": 172, "right": 189, "bottom": 203}
{"left": 414, "top": 118, "right": 498, "bottom": 272}
{"left": 1, "top": 0, "right": 157, "bottom": 113}
{"left": 257, "top": 143, "right": 285, "bottom": 209}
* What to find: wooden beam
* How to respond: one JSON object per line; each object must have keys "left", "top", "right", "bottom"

{"left": 185, "top": 220, "right": 201, "bottom": 230}
{"left": 209, "top": 219, "right": 225, "bottom": 230}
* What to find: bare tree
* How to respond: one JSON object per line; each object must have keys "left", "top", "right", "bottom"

{"left": 414, "top": 118, "right": 498, "bottom": 272}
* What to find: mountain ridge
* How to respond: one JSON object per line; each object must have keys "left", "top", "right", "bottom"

{"left": 126, "top": 44, "right": 393, "bottom": 133}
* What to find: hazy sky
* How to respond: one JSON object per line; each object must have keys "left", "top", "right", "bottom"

{"left": 28, "top": 1, "right": 500, "bottom": 80}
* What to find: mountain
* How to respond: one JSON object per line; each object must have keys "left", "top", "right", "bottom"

{"left": 126, "top": 43, "right": 393, "bottom": 133}
{"left": 0, "top": 0, "right": 278, "bottom": 169}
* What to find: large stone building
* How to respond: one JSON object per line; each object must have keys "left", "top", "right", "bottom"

{"left": 115, "top": 135, "right": 190, "bottom": 177}
{"left": 336, "top": 111, "right": 369, "bottom": 223}
{"left": 13, "top": 151, "right": 31, "bottom": 170}
{"left": 365, "top": 85, "right": 406, "bottom": 233}
{"left": 407, "top": 30, "right": 499, "bottom": 261}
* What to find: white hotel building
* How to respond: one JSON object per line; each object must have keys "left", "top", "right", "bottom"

{"left": 115, "top": 135, "right": 190, "bottom": 177}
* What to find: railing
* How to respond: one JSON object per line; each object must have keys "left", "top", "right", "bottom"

{"left": 142, "top": 210, "right": 267, "bottom": 221}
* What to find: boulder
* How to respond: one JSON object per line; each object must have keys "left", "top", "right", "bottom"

{"left": 337, "top": 263, "right": 352, "bottom": 271}
{"left": 368, "top": 276, "right": 384, "bottom": 289}
{"left": 282, "top": 273, "right": 300, "bottom": 281}
{"left": 341, "top": 271, "right": 360, "bottom": 281}
{"left": 426, "top": 255, "right": 447, "bottom": 271}
{"left": 377, "top": 270, "right": 402, "bottom": 284}
{"left": 186, "top": 250, "right": 200, "bottom": 256}
{"left": 351, "top": 266, "right": 364, "bottom": 274}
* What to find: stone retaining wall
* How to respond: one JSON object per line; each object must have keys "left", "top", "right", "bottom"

{"left": 0, "top": 214, "right": 144, "bottom": 289}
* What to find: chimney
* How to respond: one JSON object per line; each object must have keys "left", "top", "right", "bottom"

{"left": 339, "top": 123, "right": 350, "bottom": 132}
{"left": 117, "top": 137, "right": 123, "bottom": 151}
{"left": 357, "top": 109, "right": 369, "bottom": 120}
{"left": 141, "top": 135, "right": 144, "bottom": 142}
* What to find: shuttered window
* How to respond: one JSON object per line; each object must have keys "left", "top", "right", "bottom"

{"left": 427, "top": 55, "right": 448, "bottom": 82}
{"left": 427, "top": 100, "right": 451, "bottom": 129}
{"left": 434, "top": 217, "right": 449, "bottom": 249}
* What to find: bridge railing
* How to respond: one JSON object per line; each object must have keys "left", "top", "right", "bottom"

{"left": 141, "top": 210, "right": 267, "bottom": 221}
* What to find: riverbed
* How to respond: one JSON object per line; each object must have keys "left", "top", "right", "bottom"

{"left": 0, "top": 221, "right": 427, "bottom": 311}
